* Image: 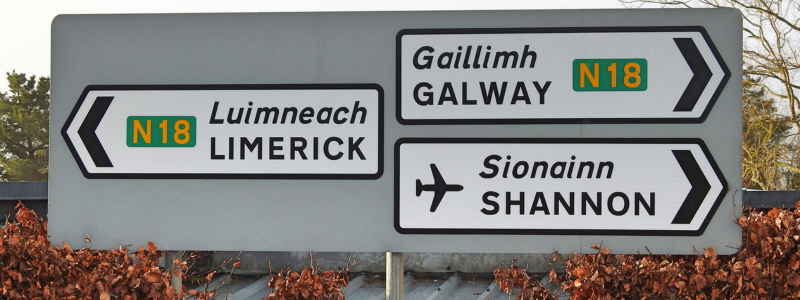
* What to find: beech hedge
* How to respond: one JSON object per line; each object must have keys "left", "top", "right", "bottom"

{"left": 5, "top": 201, "right": 800, "bottom": 299}
{"left": 495, "top": 203, "right": 800, "bottom": 299}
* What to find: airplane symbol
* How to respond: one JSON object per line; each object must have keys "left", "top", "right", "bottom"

{"left": 416, "top": 164, "right": 464, "bottom": 212}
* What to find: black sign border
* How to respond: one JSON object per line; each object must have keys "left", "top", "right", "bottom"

{"left": 62, "top": 84, "right": 385, "bottom": 180}
{"left": 396, "top": 26, "right": 731, "bottom": 125}
{"left": 394, "top": 137, "right": 729, "bottom": 236}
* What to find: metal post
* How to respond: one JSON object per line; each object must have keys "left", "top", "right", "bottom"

{"left": 166, "top": 251, "right": 184, "bottom": 293}
{"left": 386, "top": 252, "right": 404, "bottom": 300}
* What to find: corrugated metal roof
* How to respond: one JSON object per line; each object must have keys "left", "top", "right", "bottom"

{"left": 0, "top": 181, "right": 48, "bottom": 200}
{"left": 188, "top": 273, "right": 564, "bottom": 300}
{"left": 742, "top": 189, "right": 800, "bottom": 209}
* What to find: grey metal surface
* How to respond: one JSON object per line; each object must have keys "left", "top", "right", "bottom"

{"left": 212, "top": 251, "right": 560, "bottom": 273}
{"left": 404, "top": 278, "right": 446, "bottom": 299}
{"left": 50, "top": 9, "right": 742, "bottom": 254}
{"left": 190, "top": 273, "right": 558, "bottom": 300}
{"left": 742, "top": 189, "right": 800, "bottom": 209}
{"left": 187, "top": 275, "right": 228, "bottom": 300}
{"left": 347, "top": 275, "right": 387, "bottom": 300}
{"left": 0, "top": 181, "right": 48, "bottom": 220}
{"left": 441, "top": 277, "right": 494, "bottom": 300}
{"left": 0, "top": 199, "right": 47, "bottom": 221}
{"left": 204, "top": 276, "right": 259, "bottom": 300}
{"left": 426, "top": 275, "right": 461, "bottom": 300}
{"left": 0, "top": 181, "right": 47, "bottom": 200}
{"left": 228, "top": 275, "right": 271, "bottom": 300}
{"left": 476, "top": 280, "right": 502, "bottom": 300}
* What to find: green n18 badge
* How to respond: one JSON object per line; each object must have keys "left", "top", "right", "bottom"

{"left": 127, "top": 116, "right": 196, "bottom": 147}
{"left": 573, "top": 59, "right": 648, "bottom": 92}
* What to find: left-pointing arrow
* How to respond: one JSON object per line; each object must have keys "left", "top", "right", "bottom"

{"left": 77, "top": 96, "right": 114, "bottom": 167}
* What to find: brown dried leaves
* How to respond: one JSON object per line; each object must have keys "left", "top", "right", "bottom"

{"left": 495, "top": 205, "right": 800, "bottom": 299}
{"left": 265, "top": 264, "right": 352, "bottom": 300}
{"left": 493, "top": 257, "right": 555, "bottom": 300}
{"left": 0, "top": 202, "right": 188, "bottom": 299}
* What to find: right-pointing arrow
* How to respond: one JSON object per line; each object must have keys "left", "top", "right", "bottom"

{"left": 671, "top": 149, "right": 711, "bottom": 224}
{"left": 77, "top": 96, "right": 114, "bottom": 168}
{"left": 673, "top": 38, "right": 713, "bottom": 112}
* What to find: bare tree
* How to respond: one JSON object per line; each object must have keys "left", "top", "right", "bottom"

{"left": 742, "top": 76, "right": 793, "bottom": 189}
{"left": 622, "top": 0, "right": 800, "bottom": 189}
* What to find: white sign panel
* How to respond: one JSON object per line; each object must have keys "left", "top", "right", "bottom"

{"left": 398, "top": 27, "right": 730, "bottom": 124}
{"left": 395, "top": 138, "right": 727, "bottom": 235}
{"left": 62, "top": 84, "right": 383, "bottom": 178}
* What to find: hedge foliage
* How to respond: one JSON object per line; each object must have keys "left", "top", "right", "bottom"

{"left": 0, "top": 203, "right": 349, "bottom": 300}
{"left": 6, "top": 201, "right": 800, "bottom": 299}
{"left": 0, "top": 203, "right": 184, "bottom": 299}
{"left": 496, "top": 204, "right": 800, "bottom": 299}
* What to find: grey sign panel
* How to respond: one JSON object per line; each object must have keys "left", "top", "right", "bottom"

{"left": 51, "top": 9, "right": 742, "bottom": 254}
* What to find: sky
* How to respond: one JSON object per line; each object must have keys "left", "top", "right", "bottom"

{"left": 0, "top": 0, "right": 625, "bottom": 91}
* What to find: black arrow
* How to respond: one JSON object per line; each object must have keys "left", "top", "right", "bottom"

{"left": 77, "top": 96, "right": 114, "bottom": 167}
{"left": 673, "top": 38, "right": 713, "bottom": 112}
{"left": 671, "top": 150, "right": 711, "bottom": 224}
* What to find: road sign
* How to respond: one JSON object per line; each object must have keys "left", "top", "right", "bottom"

{"left": 51, "top": 9, "right": 742, "bottom": 254}
{"left": 398, "top": 27, "right": 731, "bottom": 124}
{"left": 62, "top": 85, "right": 383, "bottom": 178}
{"left": 396, "top": 138, "right": 727, "bottom": 235}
